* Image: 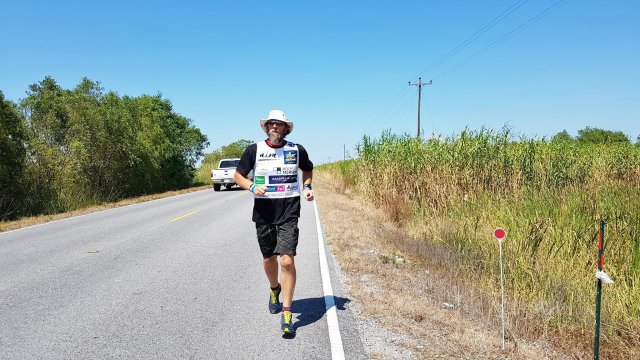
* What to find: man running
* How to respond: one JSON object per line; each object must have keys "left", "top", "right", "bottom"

{"left": 234, "top": 109, "right": 314, "bottom": 334}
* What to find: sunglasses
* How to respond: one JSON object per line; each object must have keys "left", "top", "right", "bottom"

{"left": 266, "top": 120, "right": 285, "bottom": 127}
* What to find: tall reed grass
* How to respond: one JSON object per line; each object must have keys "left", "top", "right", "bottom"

{"left": 330, "top": 129, "right": 639, "bottom": 357}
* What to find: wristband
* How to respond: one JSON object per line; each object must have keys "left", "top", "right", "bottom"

{"left": 303, "top": 184, "right": 312, "bottom": 190}
{"left": 249, "top": 184, "right": 257, "bottom": 192}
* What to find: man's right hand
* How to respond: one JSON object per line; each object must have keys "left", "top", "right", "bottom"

{"left": 252, "top": 185, "right": 267, "bottom": 196}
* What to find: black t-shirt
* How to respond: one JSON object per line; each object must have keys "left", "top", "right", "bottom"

{"left": 236, "top": 140, "right": 313, "bottom": 224}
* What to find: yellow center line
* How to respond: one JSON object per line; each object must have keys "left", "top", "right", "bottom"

{"left": 170, "top": 210, "right": 199, "bottom": 222}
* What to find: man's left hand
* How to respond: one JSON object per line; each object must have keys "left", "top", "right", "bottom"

{"left": 303, "top": 189, "right": 314, "bottom": 201}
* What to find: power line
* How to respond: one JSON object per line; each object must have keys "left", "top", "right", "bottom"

{"left": 368, "top": 1, "right": 528, "bottom": 139}
{"left": 367, "top": 86, "right": 412, "bottom": 135}
{"left": 369, "top": 91, "right": 415, "bottom": 137}
{"left": 369, "top": 86, "right": 411, "bottom": 125}
{"left": 434, "top": 0, "right": 571, "bottom": 80}
{"left": 367, "top": 0, "right": 570, "bottom": 139}
{"left": 416, "top": 0, "right": 530, "bottom": 79}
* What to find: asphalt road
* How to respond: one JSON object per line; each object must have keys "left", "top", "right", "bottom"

{"left": 0, "top": 188, "right": 366, "bottom": 359}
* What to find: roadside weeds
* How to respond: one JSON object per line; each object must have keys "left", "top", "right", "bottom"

{"left": 314, "top": 172, "right": 577, "bottom": 359}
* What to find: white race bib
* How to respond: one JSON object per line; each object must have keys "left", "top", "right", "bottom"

{"left": 253, "top": 141, "right": 301, "bottom": 199}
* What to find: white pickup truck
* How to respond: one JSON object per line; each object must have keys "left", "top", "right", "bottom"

{"left": 210, "top": 158, "right": 240, "bottom": 191}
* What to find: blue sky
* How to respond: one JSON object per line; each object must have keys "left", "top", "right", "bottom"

{"left": 2, "top": 0, "right": 639, "bottom": 165}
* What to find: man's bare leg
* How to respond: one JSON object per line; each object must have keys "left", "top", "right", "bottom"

{"left": 280, "top": 254, "right": 296, "bottom": 307}
{"left": 263, "top": 255, "right": 279, "bottom": 288}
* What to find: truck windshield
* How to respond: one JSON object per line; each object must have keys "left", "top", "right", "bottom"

{"left": 219, "top": 160, "right": 239, "bottom": 168}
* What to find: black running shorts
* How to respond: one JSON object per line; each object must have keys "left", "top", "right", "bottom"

{"left": 255, "top": 218, "right": 299, "bottom": 258}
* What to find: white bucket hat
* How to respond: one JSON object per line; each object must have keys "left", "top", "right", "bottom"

{"left": 260, "top": 109, "right": 294, "bottom": 135}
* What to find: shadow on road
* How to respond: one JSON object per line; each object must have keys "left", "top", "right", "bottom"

{"left": 288, "top": 295, "right": 350, "bottom": 335}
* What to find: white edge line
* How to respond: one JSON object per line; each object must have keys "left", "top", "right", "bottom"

{"left": 0, "top": 189, "right": 211, "bottom": 236}
{"left": 313, "top": 199, "right": 345, "bottom": 360}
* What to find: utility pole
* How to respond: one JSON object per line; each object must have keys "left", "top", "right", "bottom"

{"left": 408, "top": 77, "right": 432, "bottom": 138}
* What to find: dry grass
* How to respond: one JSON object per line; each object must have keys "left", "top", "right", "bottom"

{"left": 330, "top": 132, "right": 640, "bottom": 359}
{"left": 315, "top": 171, "right": 579, "bottom": 359}
{"left": 0, "top": 185, "right": 211, "bottom": 233}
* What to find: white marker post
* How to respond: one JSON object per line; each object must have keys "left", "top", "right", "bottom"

{"left": 494, "top": 227, "right": 507, "bottom": 349}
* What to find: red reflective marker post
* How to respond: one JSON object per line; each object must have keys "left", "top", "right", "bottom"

{"left": 494, "top": 228, "right": 506, "bottom": 349}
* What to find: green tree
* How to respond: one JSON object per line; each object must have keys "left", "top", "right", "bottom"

{"left": 126, "top": 94, "right": 208, "bottom": 193}
{"left": 218, "top": 139, "right": 253, "bottom": 160}
{"left": 202, "top": 139, "right": 252, "bottom": 168}
{"left": 551, "top": 129, "right": 574, "bottom": 143}
{"left": 13, "top": 76, "right": 209, "bottom": 216}
{"left": 67, "top": 78, "right": 137, "bottom": 201}
{"left": 22, "top": 76, "right": 70, "bottom": 148}
{"left": 0, "top": 91, "right": 28, "bottom": 219}
{"left": 20, "top": 77, "right": 74, "bottom": 214}
{"left": 576, "top": 127, "right": 630, "bottom": 144}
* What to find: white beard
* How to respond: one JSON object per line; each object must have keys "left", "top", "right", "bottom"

{"left": 269, "top": 132, "right": 284, "bottom": 144}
